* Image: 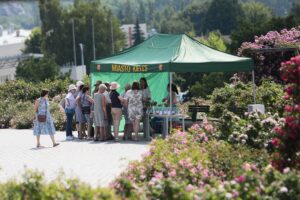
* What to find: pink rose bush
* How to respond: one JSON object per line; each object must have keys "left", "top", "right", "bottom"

{"left": 111, "top": 128, "right": 300, "bottom": 199}
{"left": 272, "top": 55, "right": 300, "bottom": 171}
{"left": 238, "top": 26, "right": 300, "bottom": 83}
{"left": 112, "top": 127, "right": 273, "bottom": 199}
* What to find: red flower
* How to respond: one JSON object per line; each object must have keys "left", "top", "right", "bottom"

{"left": 235, "top": 175, "right": 246, "bottom": 183}
{"left": 284, "top": 105, "right": 293, "bottom": 112}
{"left": 272, "top": 138, "right": 280, "bottom": 147}
{"left": 286, "top": 116, "right": 295, "bottom": 124}
{"left": 284, "top": 95, "right": 290, "bottom": 100}
{"left": 274, "top": 126, "right": 284, "bottom": 136}
{"left": 286, "top": 86, "right": 293, "bottom": 96}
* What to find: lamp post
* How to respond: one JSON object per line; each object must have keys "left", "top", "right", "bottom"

{"left": 79, "top": 43, "right": 84, "bottom": 66}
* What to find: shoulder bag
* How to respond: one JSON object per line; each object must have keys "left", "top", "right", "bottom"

{"left": 65, "top": 98, "right": 75, "bottom": 114}
{"left": 81, "top": 94, "right": 91, "bottom": 114}
{"left": 37, "top": 99, "right": 47, "bottom": 123}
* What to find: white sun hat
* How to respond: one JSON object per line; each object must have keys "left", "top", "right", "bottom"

{"left": 68, "top": 84, "right": 76, "bottom": 92}
{"left": 76, "top": 81, "right": 84, "bottom": 87}
{"left": 110, "top": 82, "right": 120, "bottom": 90}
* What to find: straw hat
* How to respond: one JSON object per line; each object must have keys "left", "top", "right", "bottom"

{"left": 99, "top": 84, "right": 107, "bottom": 90}
{"left": 76, "top": 81, "right": 84, "bottom": 87}
{"left": 110, "top": 82, "right": 120, "bottom": 90}
{"left": 68, "top": 84, "right": 76, "bottom": 92}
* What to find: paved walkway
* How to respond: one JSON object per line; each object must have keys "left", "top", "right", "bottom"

{"left": 0, "top": 129, "right": 149, "bottom": 187}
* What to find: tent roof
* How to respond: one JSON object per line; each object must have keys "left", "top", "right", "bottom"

{"left": 91, "top": 34, "right": 253, "bottom": 73}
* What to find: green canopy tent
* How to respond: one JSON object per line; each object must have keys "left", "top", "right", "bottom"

{"left": 90, "top": 33, "right": 254, "bottom": 102}
{"left": 90, "top": 33, "right": 254, "bottom": 136}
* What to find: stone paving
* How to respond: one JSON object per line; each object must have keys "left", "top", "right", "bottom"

{"left": 0, "top": 129, "right": 149, "bottom": 187}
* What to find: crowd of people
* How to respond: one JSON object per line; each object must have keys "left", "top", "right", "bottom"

{"left": 32, "top": 77, "right": 179, "bottom": 147}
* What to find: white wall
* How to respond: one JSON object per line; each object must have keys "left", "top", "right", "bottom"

{"left": 0, "top": 66, "right": 16, "bottom": 83}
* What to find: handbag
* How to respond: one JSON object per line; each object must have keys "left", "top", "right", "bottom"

{"left": 82, "top": 106, "right": 91, "bottom": 114}
{"left": 81, "top": 94, "right": 91, "bottom": 114}
{"left": 37, "top": 99, "right": 47, "bottom": 123}
{"left": 65, "top": 98, "right": 75, "bottom": 114}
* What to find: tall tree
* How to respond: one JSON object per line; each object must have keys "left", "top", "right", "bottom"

{"left": 182, "top": 1, "right": 210, "bottom": 35}
{"left": 39, "top": 0, "right": 65, "bottom": 64}
{"left": 123, "top": 0, "right": 135, "bottom": 24}
{"left": 204, "top": 0, "right": 242, "bottom": 35}
{"left": 23, "top": 27, "right": 42, "bottom": 54}
{"left": 231, "top": 2, "right": 272, "bottom": 51}
{"left": 290, "top": 2, "right": 300, "bottom": 20}
{"left": 132, "top": 17, "right": 144, "bottom": 46}
{"left": 38, "top": 0, "right": 124, "bottom": 72}
{"left": 139, "top": 1, "right": 146, "bottom": 23}
{"left": 16, "top": 56, "right": 60, "bottom": 82}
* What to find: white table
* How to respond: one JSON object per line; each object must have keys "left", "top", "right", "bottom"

{"left": 145, "top": 113, "right": 185, "bottom": 139}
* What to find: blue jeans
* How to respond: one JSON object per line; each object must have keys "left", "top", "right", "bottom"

{"left": 66, "top": 113, "right": 74, "bottom": 137}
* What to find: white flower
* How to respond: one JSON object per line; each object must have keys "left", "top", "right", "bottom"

{"left": 283, "top": 167, "right": 290, "bottom": 174}
{"left": 279, "top": 187, "right": 288, "bottom": 193}
{"left": 225, "top": 193, "right": 233, "bottom": 199}
{"left": 230, "top": 180, "right": 237, "bottom": 185}
{"left": 241, "top": 139, "right": 247, "bottom": 144}
{"left": 218, "top": 185, "right": 225, "bottom": 192}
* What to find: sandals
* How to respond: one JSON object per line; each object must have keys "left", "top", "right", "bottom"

{"left": 53, "top": 143, "right": 60, "bottom": 147}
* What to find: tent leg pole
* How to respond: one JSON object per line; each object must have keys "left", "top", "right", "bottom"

{"left": 169, "top": 72, "right": 173, "bottom": 136}
{"left": 252, "top": 70, "right": 256, "bottom": 104}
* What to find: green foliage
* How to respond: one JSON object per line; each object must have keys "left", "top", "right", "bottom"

{"left": 16, "top": 56, "right": 60, "bottom": 83}
{"left": 198, "top": 31, "right": 228, "bottom": 52}
{"left": 10, "top": 101, "right": 35, "bottom": 129}
{"left": 38, "top": 0, "right": 125, "bottom": 69}
{"left": 0, "top": 170, "right": 119, "bottom": 200}
{"left": 190, "top": 72, "right": 227, "bottom": 98}
{"left": 50, "top": 102, "right": 66, "bottom": 131}
{"left": 0, "top": 79, "right": 71, "bottom": 130}
{"left": 23, "top": 27, "right": 42, "bottom": 54}
{"left": 132, "top": 18, "right": 144, "bottom": 46}
{"left": 204, "top": 0, "right": 242, "bottom": 35}
{"left": 151, "top": 6, "right": 194, "bottom": 34}
{"left": 210, "top": 79, "right": 285, "bottom": 118}
{"left": 0, "top": 79, "right": 71, "bottom": 102}
{"left": 231, "top": 1, "right": 272, "bottom": 50}
{"left": 0, "top": 100, "right": 22, "bottom": 128}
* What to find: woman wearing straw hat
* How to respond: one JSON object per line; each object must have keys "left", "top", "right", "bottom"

{"left": 65, "top": 84, "right": 77, "bottom": 140}
{"left": 109, "top": 82, "right": 123, "bottom": 141}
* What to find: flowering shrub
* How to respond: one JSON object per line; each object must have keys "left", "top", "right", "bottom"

{"left": 210, "top": 79, "right": 284, "bottom": 118}
{"left": 0, "top": 170, "right": 119, "bottom": 200}
{"left": 272, "top": 55, "right": 300, "bottom": 170}
{"left": 0, "top": 79, "right": 71, "bottom": 102}
{"left": 112, "top": 130, "right": 269, "bottom": 199}
{"left": 10, "top": 102, "right": 35, "bottom": 129}
{"left": 201, "top": 165, "right": 300, "bottom": 200}
{"left": 0, "top": 100, "right": 18, "bottom": 128}
{"left": 0, "top": 100, "right": 66, "bottom": 130}
{"left": 50, "top": 102, "right": 66, "bottom": 131}
{"left": 238, "top": 26, "right": 300, "bottom": 83}
{"left": 217, "top": 111, "right": 284, "bottom": 149}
